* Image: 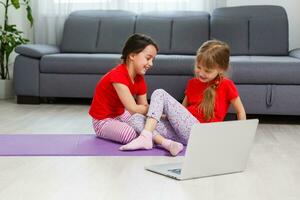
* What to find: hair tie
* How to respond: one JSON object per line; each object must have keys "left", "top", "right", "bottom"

{"left": 211, "top": 73, "right": 223, "bottom": 89}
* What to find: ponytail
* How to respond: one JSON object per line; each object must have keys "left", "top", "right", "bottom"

{"left": 198, "top": 74, "right": 223, "bottom": 121}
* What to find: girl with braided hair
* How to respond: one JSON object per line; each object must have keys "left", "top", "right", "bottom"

{"left": 120, "top": 40, "right": 246, "bottom": 156}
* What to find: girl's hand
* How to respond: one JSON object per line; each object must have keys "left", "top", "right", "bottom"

{"left": 230, "top": 96, "right": 246, "bottom": 120}
{"left": 141, "top": 104, "right": 149, "bottom": 112}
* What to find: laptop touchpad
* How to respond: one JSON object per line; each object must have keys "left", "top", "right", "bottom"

{"left": 168, "top": 168, "right": 181, "bottom": 175}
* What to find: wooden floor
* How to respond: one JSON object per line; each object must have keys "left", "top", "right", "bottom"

{"left": 1, "top": 98, "right": 300, "bottom": 200}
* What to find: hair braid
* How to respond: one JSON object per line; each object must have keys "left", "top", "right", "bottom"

{"left": 198, "top": 74, "right": 223, "bottom": 121}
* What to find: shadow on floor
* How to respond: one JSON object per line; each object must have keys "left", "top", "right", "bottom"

{"left": 40, "top": 97, "right": 92, "bottom": 105}
{"left": 225, "top": 113, "right": 300, "bottom": 125}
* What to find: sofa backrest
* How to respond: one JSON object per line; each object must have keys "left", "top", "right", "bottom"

{"left": 61, "top": 6, "right": 288, "bottom": 56}
{"left": 60, "top": 10, "right": 210, "bottom": 55}
{"left": 211, "top": 5, "right": 289, "bottom": 56}
{"left": 60, "top": 10, "right": 136, "bottom": 53}
{"left": 136, "top": 11, "right": 210, "bottom": 54}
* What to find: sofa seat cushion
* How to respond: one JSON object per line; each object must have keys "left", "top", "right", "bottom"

{"left": 40, "top": 54, "right": 121, "bottom": 74}
{"left": 230, "top": 56, "right": 300, "bottom": 84}
{"left": 40, "top": 54, "right": 195, "bottom": 75}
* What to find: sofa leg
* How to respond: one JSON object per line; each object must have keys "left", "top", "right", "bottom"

{"left": 17, "top": 96, "right": 40, "bottom": 104}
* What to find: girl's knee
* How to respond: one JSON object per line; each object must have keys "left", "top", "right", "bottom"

{"left": 152, "top": 89, "right": 167, "bottom": 97}
{"left": 151, "top": 89, "right": 169, "bottom": 102}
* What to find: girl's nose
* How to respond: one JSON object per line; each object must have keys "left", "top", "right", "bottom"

{"left": 149, "top": 60, "right": 153, "bottom": 67}
{"left": 198, "top": 72, "right": 206, "bottom": 78}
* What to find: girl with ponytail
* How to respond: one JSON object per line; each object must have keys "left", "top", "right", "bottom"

{"left": 120, "top": 40, "right": 246, "bottom": 156}
{"left": 194, "top": 40, "right": 243, "bottom": 121}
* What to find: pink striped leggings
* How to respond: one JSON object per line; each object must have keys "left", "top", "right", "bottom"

{"left": 92, "top": 111, "right": 138, "bottom": 144}
{"left": 92, "top": 90, "right": 198, "bottom": 145}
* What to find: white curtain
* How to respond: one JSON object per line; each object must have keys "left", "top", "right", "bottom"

{"left": 31, "top": 0, "right": 222, "bottom": 45}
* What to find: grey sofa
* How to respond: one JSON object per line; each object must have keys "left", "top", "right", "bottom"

{"left": 14, "top": 5, "right": 300, "bottom": 115}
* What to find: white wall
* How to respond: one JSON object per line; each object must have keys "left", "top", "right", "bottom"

{"left": 226, "top": 0, "right": 300, "bottom": 50}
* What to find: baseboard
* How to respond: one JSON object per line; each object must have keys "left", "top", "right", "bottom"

{"left": 17, "top": 95, "right": 40, "bottom": 104}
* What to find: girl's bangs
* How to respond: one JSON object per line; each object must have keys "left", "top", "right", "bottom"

{"left": 197, "top": 53, "right": 217, "bottom": 69}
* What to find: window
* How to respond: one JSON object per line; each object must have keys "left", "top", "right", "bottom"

{"left": 129, "top": 0, "right": 188, "bottom": 2}
{"left": 54, "top": 0, "right": 108, "bottom": 3}
{"left": 54, "top": 0, "right": 189, "bottom": 4}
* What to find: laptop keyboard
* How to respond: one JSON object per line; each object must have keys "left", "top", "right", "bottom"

{"left": 168, "top": 168, "right": 181, "bottom": 175}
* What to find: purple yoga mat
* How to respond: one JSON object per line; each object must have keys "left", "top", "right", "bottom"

{"left": 0, "top": 134, "right": 185, "bottom": 156}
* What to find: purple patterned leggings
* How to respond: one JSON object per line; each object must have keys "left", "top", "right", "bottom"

{"left": 128, "top": 89, "right": 199, "bottom": 145}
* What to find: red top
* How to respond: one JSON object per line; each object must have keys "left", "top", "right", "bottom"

{"left": 185, "top": 78, "right": 238, "bottom": 123}
{"left": 89, "top": 64, "right": 147, "bottom": 120}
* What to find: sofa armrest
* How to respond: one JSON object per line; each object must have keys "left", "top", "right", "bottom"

{"left": 289, "top": 48, "right": 300, "bottom": 59}
{"left": 15, "top": 44, "right": 60, "bottom": 59}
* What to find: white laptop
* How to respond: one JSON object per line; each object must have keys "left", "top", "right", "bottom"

{"left": 145, "top": 119, "right": 258, "bottom": 180}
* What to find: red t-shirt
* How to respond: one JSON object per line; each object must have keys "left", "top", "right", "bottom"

{"left": 89, "top": 64, "right": 147, "bottom": 120}
{"left": 185, "top": 78, "right": 238, "bottom": 123}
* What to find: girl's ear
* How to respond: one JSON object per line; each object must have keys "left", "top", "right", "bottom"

{"left": 217, "top": 67, "right": 225, "bottom": 74}
{"left": 128, "top": 53, "right": 136, "bottom": 61}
